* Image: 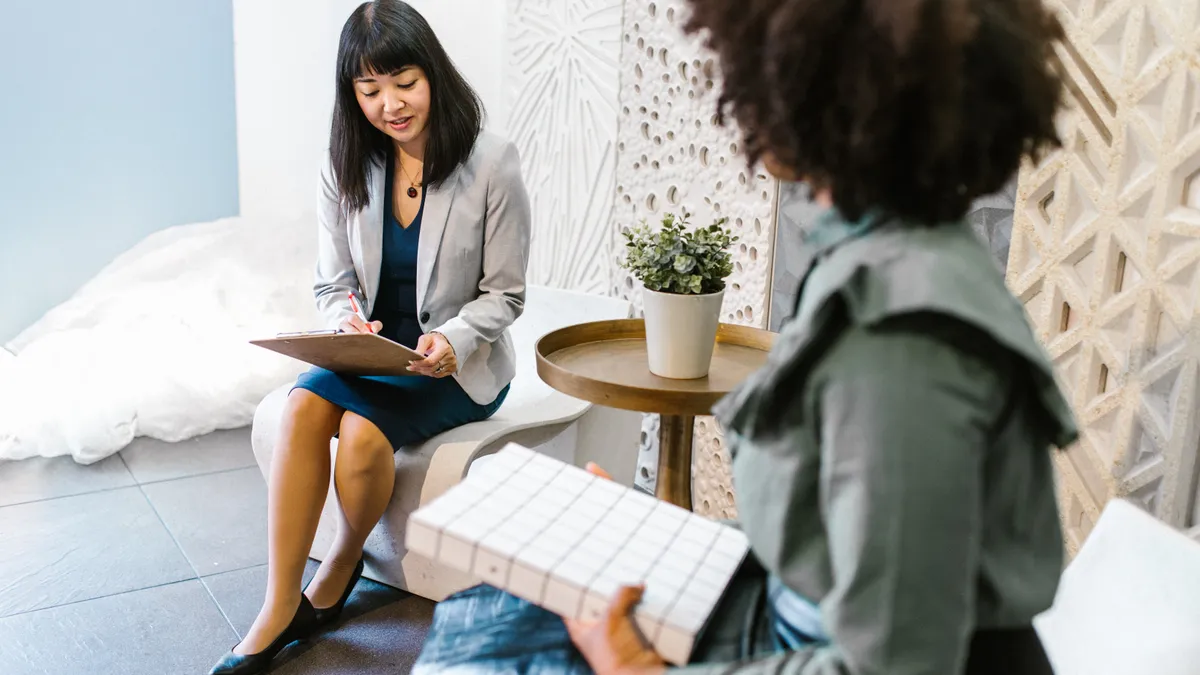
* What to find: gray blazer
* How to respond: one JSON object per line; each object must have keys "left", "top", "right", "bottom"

{"left": 313, "top": 131, "right": 532, "bottom": 405}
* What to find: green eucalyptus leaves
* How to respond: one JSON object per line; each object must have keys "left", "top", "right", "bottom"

{"left": 620, "top": 210, "right": 737, "bottom": 295}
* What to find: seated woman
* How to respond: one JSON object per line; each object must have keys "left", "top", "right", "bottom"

{"left": 413, "top": 1, "right": 1074, "bottom": 674}
{"left": 209, "top": 1, "right": 531, "bottom": 673}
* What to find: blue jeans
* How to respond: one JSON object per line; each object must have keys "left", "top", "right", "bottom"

{"left": 413, "top": 566, "right": 827, "bottom": 673}
{"left": 413, "top": 585, "right": 592, "bottom": 674}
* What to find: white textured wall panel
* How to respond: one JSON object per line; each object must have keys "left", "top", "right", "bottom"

{"left": 1010, "top": 0, "right": 1200, "bottom": 552}
{"left": 612, "top": 0, "right": 778, "bottom": 519}
{"left": 507, "top": 0, "right": 624, "bottom": 293}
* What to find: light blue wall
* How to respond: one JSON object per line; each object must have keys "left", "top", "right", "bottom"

{"left": 0, "top": 0, "right": 239, "bottom": 344}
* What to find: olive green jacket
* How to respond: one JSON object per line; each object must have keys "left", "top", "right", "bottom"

{"left": 680, "top": 210, "right": 1078, "bottom": 675}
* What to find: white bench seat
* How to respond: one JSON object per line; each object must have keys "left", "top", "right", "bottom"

{"left": 1034, "top": 499, "right": 1200, "bottom": 675}
{"left": 251, "top": 286, "right": 642, "bottom": 601}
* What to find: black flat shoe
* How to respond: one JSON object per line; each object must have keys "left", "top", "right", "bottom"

{"left": 209, "top": 595, "right": 316, "bottom": 675}
{"left": 308, "top": 557, "right": 365, "bottom": 628}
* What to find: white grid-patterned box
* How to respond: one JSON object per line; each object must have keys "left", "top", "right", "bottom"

{"left": 406, "top": 443, "right": 750, "bottom": 665}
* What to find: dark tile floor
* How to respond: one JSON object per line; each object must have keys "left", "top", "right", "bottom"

{"left": 0, "top": 429, "right": 435, "bottom": 675}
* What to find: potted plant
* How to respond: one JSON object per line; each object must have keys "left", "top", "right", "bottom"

{"left": 620, "top": 210, "right": 737, "bottom": 379}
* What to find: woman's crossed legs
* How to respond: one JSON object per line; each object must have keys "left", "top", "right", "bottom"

{"left": 237, "top": 390, "right": 395, "bottom": 655}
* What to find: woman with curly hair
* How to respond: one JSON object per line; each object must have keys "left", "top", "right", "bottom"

{"left": 413, "top": 1, "right": 1076, "bottom": 674}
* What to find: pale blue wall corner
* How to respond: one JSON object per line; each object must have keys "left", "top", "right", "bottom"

{"left": 0, "top": 0, "right": 239, "bottom": 343}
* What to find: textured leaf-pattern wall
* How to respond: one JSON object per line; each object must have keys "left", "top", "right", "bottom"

{"left": 507, "top": 0, "right": 624, "bottom": 293}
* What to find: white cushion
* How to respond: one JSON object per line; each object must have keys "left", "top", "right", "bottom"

{"left": 0, "top": 215, "right": 319, "bottom": 463}
{"left": 498, "top": 285, "right": 632, "bottom": 413}
{"left": 1034, "top": 499, "right": 1200, "bottom": 675}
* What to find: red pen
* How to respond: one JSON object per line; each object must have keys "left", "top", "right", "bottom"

{"left": 348, "top": 292, "right": 374, "bottom": 332}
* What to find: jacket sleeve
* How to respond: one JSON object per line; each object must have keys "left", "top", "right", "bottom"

{"left": 431, "top": 141, "right": 532, "bottom": 363}
{"left": 313, "top": 155, "right": 361, "bottom": 329}
{"left": 675, "top": 325, "right": 1000, "bottom": 675}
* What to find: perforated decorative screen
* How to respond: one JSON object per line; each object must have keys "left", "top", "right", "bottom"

{"left": 608, "top": 0, "right": 778, "bottom": 519}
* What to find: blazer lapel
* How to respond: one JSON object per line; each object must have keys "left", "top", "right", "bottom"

{"left": 416, "top": 172, "right": 459, "bottom": 312}
{"left": 359, "top": 161, "right": 386, "bottom": 315}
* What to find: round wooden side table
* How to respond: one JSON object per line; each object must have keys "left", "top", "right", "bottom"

{"left": 535, "top": 319, "right": 775, "bottom": 510}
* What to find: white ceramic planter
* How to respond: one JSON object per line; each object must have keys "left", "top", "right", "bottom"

{"left": 641, "top": 286, "right": 724, "bottom": 379}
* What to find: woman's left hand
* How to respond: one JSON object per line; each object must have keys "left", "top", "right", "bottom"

{"left": 409, "top": 332, "right": 457, "bottom": 378}
{"left": 564, "top": 585, "right": 668, "bottom": 675}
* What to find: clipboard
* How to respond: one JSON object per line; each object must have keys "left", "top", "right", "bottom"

{"left": 250, "top": 331, "right": 426, "bottom": 376}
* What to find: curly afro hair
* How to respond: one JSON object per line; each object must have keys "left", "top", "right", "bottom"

{"left": 684, "top": 0, "right": 1067, "bottom": 224}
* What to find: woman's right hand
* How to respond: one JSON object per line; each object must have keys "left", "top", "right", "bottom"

{"left": 340, "top": 316, "right": 383, "bottom": 334}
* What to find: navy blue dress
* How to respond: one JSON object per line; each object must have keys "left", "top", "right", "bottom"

{"left": 294, "top": 158, "right": 508, "bottom": 449}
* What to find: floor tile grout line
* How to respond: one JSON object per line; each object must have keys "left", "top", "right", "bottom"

{"left": 131, "top": 463, "right": 260, "bottom": 488}
{"left": 198, "top": 561, "right": 269, "bottom": 580}
{"left": 116, "top": 450, "right": 134, "bottom": 477}
{"left": 0, "top": 453, "right": 255, "bottom": 629}
{"left": 133, "top": 480, "right": 242, "bottom": 639}
{"left": 0, "top": 560, "right": 274, "bottom": 623}
{"left": 135, "top": 481, "right": 205, "bottom": 587}
{"left": 198, "top": 574, "right": 244, "bottom": 640}
{"left": 0, "top": 441, "right": 258, "bottom": 640}
{"left": 0, "top": 463, "right": 259, "bottom": 509}
{"left": 0, "top": 452, "right": 138, "bottom": 509}
{"left": 115, "top": 446, "right": 136, "bottom": 478}
{"left": 0, "top": 482, "right": 133, "bottom": 509}
{"left": 0, "top": 575, "right": 200, "bottom": 621}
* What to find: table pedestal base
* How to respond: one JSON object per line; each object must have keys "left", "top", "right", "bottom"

{"left": 655, "top": 414, "right": 696, "bottom": 510}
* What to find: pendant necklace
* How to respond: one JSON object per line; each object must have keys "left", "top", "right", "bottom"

{"left": 398, "top": 157, "right": 423, "bottom": 199}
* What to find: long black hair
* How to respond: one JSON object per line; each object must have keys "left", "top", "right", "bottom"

{"left": 330, "top": 0, "right": 483, "bottom": 214}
